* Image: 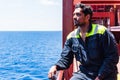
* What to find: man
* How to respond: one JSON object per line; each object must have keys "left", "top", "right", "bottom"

{"left": 48, "top": 3, "right": 119, "bottom": 80}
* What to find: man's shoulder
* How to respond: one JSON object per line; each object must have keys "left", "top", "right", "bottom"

{"left": 67, "top": 29, "right": 78, "bottom": 40}
{"left": 96, "top": 24, "right": 107, "bottom": 34}
{"left": 97, "top": 24, "right": 106, "bottom": 29}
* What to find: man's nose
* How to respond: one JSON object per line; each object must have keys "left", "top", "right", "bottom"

{"left": 73, "top": 14, "right": 77, "bottom": 19}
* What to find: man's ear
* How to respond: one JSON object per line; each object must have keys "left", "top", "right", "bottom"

{"left": 86, "top": 15, "right": 90, "bottom": 21}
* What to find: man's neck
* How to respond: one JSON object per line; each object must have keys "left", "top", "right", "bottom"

{"left": 80, "top": 23, "right": 89, "bottom": 33}
{"left": 79, "top": 23, "right": 89, "bottom": 42}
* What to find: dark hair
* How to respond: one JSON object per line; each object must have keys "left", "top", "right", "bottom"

{"left": 75, "top": 3, "right": 93, "bottom": 21}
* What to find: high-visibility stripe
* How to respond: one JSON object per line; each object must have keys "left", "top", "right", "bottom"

{"left": 86, "top": 24, "right": 97, "bottom": 37}
{"left": 86, "top": 24, "right": 106, "bottom": 37}
{"left": 67, "top": 24, "right": 106, "bottom": 39}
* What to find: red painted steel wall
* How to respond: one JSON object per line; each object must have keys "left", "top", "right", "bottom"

{"left": 61, "top": 0, "right": 74, "bottom": 80}
{"left": 62, "top": 0, "right": 74, "bottom": 45}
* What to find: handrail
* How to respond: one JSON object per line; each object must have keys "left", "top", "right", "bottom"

{"left": 56, "top": 70, "right": 64, "bottom": 80}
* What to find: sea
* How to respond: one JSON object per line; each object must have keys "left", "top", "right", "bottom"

{"left": 0, "top": 31, "right": 62, "bottom": 80}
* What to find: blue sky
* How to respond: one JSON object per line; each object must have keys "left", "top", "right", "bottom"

{"left": 0, "top": 0, "right": 62, "bottom": 31}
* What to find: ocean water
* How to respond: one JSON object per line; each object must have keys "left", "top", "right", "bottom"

{"left": 0, "top": 31, "right": 62, "bottom": 80}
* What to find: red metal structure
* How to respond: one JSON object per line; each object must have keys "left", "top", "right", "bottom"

{"left": 58, "top": 0, "right": 120, "bottom": 80}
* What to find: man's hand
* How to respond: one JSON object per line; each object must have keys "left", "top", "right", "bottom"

{"left": 48, "top": 65, "right": 57, "bottom": 79}
{"left": 95, "top": 76, "right": 100, "bottom": 80}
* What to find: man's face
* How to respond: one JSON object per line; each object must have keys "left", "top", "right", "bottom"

{"left": 73, "top": 8, "right": 87, "bottom": 27}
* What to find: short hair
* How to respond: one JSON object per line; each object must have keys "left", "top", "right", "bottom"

{"left": 75, "top": 3, "right": 93, "bottom": 20}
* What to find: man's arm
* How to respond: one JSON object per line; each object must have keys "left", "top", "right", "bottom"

{"left": 97, "top": 30, "right": 119, "bottom": 79}
{"left": 48, "top": 38, "right": 73, "bottom": 79}
{"left": 55, "top": 38, "right": 73, "bottom": 70}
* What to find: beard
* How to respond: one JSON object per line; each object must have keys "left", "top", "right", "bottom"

{"left": 73, "top": 19, "right": 85, "bottom": 27}
{"left": 73, "top": 19, "right": 80, "bottom": 26}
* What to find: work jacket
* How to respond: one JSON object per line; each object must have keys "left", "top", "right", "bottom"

{"left": 56, "top": 24, "right": 119, "bottom": 79}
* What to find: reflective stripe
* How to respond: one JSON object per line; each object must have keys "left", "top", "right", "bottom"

{"left": 94, "top": 24, "right": 98, "bottom": 34}
{"left": 67, "top": 28, "right": 80, "bottom": 39}
{"left": 75, "top": 27, "right": 80, "bottom": 38}
{"left": 97, "top": 25, "right": 106, "bottom": 35}
{"left": 67, "top": 31, "right": 75, "bottom": 40}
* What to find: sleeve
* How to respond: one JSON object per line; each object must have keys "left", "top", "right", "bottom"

{"left": 55, "top": 38, "right": 73, "bottom": 70}
{"left": 98, "top": 30, "right": 119, "bottom": 79}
